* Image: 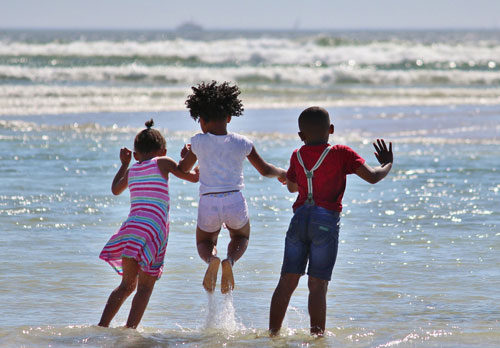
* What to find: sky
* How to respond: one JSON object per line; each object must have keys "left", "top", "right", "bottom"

{"left": 1, "top": 0, "right": 499, "bottom": 30}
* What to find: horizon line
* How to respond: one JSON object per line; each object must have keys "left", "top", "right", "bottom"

{"left": 1, "top": 26, "right": 499, "bottom": 32}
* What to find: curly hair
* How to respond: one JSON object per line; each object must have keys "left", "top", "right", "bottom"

{"left": 134, "top": 119, "right": 166, "bottom": 154}
{"left": 185, "top": 81, "right": 244, "bottom": 122}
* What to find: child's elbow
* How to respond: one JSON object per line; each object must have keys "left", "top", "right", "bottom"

{"left": 177, "top": 164, "right": 187, "bottom": 173}
{"left": 368, "top": 173, "right": 384, "bottom": 184}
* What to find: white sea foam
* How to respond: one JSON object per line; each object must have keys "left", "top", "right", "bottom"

{"left": 1, "top": 31, "right": 500, "bottom": 115}
{"left": 1, "top": 38, "right": 499, "bottom": 66}
{"left": 1, "top": 83, "right": 500, "bottom": 116}
{"left": 2, "top": 64, "right": 500, "bottom": 86}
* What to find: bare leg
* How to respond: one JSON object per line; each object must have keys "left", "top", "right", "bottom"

{"left": 196, "top": 226, "right": 220, "bottom": 263}
{"left": 269, "top": 273, "right": 301, "bottom": 336}
{"left": 221, "top": 221, "right": 250, "bottom": 293}
{"left": 308, "top": 276, "right": 329, "bottom": 336}
{"left": 125, "top": 270, "right": 157, "bottom": 329}
{"left": 225, "top": 221, "right": 250, "bottom": 264}
{"left": 98, "top": 257, "right": 138, "bottom": 327}
{"left": 220, "top": 259, "right": 234, "bottom": 294}
{"left": 197, "top": 226, "right": 221, "bottom": 292}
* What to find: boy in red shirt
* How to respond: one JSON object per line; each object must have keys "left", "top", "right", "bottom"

{"left": 269, "top": 106, "right": 393, "bottom": 336}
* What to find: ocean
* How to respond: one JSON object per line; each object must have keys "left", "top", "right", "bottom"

{"left": 0, "top": 29, "right": 499, "bottom": 347}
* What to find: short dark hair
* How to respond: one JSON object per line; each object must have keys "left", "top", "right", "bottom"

{"left": 185, "top": 81, "right": 244, "bottom": 122}
{"left": 134, "top": 119, "right": 166, "bottom": 154}
{"left": 298, "top": 106, "right": 330, "bottom": 134}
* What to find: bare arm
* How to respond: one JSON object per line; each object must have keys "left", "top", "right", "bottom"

{"left": 111, "top": 147, "right": 131, "bottom": 195}
{"left": 355, "top": 139, "right": 393, "bottom": 184}
{"left": 247, "top": 146, "right": 287, "bottom": 183}
{"left": 157, "top": 156, "right": 199, "bottom": 183}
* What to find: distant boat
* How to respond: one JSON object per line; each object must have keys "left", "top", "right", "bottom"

{"left": 176, "top": 21, "right": 204, "bottom": 33}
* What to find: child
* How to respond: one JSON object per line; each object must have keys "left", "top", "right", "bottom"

{"left": 178, "top": 81, "right": 287, "bottom": 294}
{"left": 269, "top": 106, "right": 393, "bottom": 336}
{"left": 98, "top": 119, "right": 198, "bottom": 329}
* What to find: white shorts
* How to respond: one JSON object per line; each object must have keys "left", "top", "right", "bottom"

{"left": 197, "top": 191, "right": 249, "bottom": 233}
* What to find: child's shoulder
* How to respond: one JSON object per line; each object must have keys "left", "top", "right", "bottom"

{"left": 328, "top": 144, "right": 362, "bottom": 160}
{"left": 294, "top": 143, "right": 351, "bottom": 153}
{"left": 191, "top": 132, "right": 250, "bottom": 141}
{"left": 191, "top": 132, "right": 205, "bottom": 141}
{"left": 228, "top": 132, "right": 253, "bottom": 143}
{"left": 292, "top": 144, "right": 357, "bottom": 160}
{"left": 330, "top": 144, "right": 353, "bottom": 152}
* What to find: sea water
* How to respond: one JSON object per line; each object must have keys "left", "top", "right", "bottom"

{"left": 0, "top": 30, "right": 499, "bottom": 347}
{"left": 1, "top": 29, "right": 500, "bottom": 116}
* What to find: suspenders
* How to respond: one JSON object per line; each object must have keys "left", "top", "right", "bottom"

{"left": 296, "top": 146, "right": 332, "bottom": 205}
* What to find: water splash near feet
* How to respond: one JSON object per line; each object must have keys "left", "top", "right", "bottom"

{"left": 204, "top": 292, "right": 244, "bottom": 333}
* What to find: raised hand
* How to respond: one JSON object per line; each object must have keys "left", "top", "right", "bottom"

{"left": 120, "top": 147, "right": 132, "bottom": 166}
{"left": 180, "top": 144, "right": 191, "bottom": 158}
{"left": 373, "top": 139, "right": 393, "bottom": 166}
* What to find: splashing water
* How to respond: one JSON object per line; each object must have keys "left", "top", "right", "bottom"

{"left": 204, "top": 292, "right": 245, "bottom": 332}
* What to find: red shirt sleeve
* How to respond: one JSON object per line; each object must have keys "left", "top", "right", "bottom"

{"left": 286, "top": 151, "right": 297, "bottom": 183}
{"left": 342, "top": 145, "right": 365, "bottom": 174}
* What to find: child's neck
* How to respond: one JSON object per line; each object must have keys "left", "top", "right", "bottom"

{"left": 135, "top": 149, "right": 166, "bottom": 163}
{"left": 204, "top": 121, "right": 228, "bottom": 135}
{"left": 305, "top": 140, "right": 328, "bottom": 146}
{"left": 137, "top": 155, "right": 155, "bottom": 162}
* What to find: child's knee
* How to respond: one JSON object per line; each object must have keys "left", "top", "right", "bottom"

{"left": 136, "top": 282, "right": 155, "bottom": 296}
{"left": 118, "top": 280, "right": 137, "bottom": 296}
{"left": 308, "top": 276, "right": 328, "bottom": 293}
{"left": 278, "top": 273, "right": 301, "bottom": 293}
{"left": 136, "top": 273, "right": 157, "bottom": 295}
{"left": 232, "top": 234, "right": 249, "bottom": 243}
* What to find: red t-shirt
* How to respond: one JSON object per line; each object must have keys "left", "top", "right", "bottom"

{"left": 287, "top": 144, "right": 365, "bottom": 212}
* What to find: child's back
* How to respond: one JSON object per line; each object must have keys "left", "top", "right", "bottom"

{"left": 178, "top": 81, "right": 286, "bottom": 294}
{"left": 269, "top": 106, "right": 393, "bottom": 336}
{"left": 100, "top": 157, "right": 170, "bottom": 276}
{"left": 288, "top": 144, "right": 364, "bottom": 212}
{"left": 191, "top": 132, "right": 253, "bottom": 195}
{"left": 98, "top": 119, "right": 198, "bottom": 329}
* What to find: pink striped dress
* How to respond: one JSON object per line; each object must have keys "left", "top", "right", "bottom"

{"left": 100, "top": 157, "right": 170, "bottom": 279}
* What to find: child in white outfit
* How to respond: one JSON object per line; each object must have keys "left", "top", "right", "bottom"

{"left": 179, "top": 81, "right": 287, "bottom": 294}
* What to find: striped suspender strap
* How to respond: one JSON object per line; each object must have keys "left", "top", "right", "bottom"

{"left": 296, "top": 146, "right": 332, "bottom": 205}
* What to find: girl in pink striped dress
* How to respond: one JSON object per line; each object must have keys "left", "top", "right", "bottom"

{"left": 98, "top": 119, "right": 198, "bottom": 329}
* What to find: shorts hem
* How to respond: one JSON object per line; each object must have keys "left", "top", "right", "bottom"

{"left": 225, "top": 217, "right": 249, "bottom": 231}
{"left": 197, "top": 224, "right": 222, "bottom": 233}
{"left": 307, "top": 271, "right": 332, "bottom": 281}
{"left": 280, "top": 270, "right": 305, "bottom": 276}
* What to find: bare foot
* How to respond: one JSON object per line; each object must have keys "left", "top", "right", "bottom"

{"left": 221, "top": 259, "right": 235, "bottom": 294}
{"left": 203, "top": 257, "right": 220, "bottom": 293}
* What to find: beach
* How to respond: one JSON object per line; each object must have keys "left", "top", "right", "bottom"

{"left": 0, "top": 29, "right": 499, "bottom": 347}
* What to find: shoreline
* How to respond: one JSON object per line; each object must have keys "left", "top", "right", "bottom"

{"left": 2, "top": 101, "right": 499, "bottom": 118}
{"left": 2, "top": 95, "right": 500, "bottom": 118}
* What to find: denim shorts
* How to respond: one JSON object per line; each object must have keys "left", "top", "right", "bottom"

{"left": 281, "top": 205, "right": 340, "bottom": 281}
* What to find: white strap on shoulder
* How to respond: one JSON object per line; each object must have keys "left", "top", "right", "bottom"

{"left": 296, "top": 146, "right": 332, "bottom": 205}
